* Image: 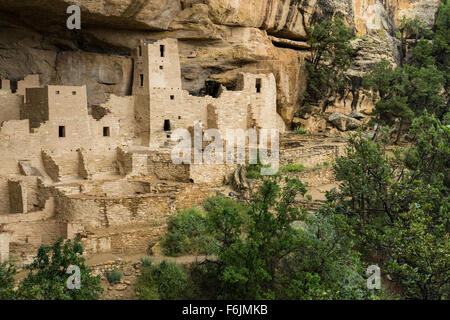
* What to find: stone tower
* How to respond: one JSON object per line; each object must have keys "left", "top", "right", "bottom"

{"left": 133, "top": 39, "right": 184, "bottom": 148}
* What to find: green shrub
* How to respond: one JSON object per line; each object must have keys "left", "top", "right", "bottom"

{"left": 136, "top": 261, "right": 188, "bottom": 300}
{"left": 106, "top": 270, "right": 122, "bottom": 284}
{"left": 313, "top": 162, "right": 330, "bottom": 170}
{"left": 140, "top": 257, "right": 152, "bottom": 267}
{"left": 246, "top": 169, "right": 262, "bottom": 179}
{"left": 204, "top": 195, "right": 250, "bottom": 236}
{"left": 281, "top": 163, "right": 306, "bottom": 172}
{"left": 246, "top": 154, "right": 280, "bottom": 178}
{"left": 17, "top": 238, "right": 103, "bottom": 300}
{"left": 0, "top": 261, "right": 16, "bottom": 300}
{"left": 161, "top": 208, "right": 215, "bottom": 256}
{"left": 293, "top": 129, "right": 308, "bottom": 135}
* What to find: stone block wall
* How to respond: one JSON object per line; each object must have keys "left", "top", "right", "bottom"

{"left": 0, "top": 90, "right": 22, "bottom": 123}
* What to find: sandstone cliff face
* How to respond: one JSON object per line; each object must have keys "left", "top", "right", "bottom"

{"left": 0, "top": 0, "right": 441, "bottom": 126}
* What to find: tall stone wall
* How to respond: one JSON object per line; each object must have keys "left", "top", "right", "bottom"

{"left": 0, "top": 90, "right": 22, "bottom": 123}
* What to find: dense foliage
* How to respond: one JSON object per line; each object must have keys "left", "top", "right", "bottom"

{"left": 151, "top": 178, "right": 377, "bottom": 300}
{"left": 0, "top": 239, "right": 103, "bottom": 300}
{"left": 304, "top": 16, "right": 355, "bottom": 111}
{"left": 136, "top": 260, "right": 188, "bottom": 300}
{"left": 327, "top": 112, "right": 449, "bottom": 299}
{"left": 161, "top": 208, "right": 215, "bottom": 256}
{"left": 364, "top": 1, "right": 449, "bottom": 141}
{"left": 0, "top": 262, "right": 16, "bottom": 300}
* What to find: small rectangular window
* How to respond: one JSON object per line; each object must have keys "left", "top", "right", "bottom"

{"left": 160, "top": 45, "right": 165, "bottom": 58}
{"left": 256, "top": 78, "right": 262, "bottom": 93}
{"left": 103, "top": 127, "right": 110, "bottom": 137}
{"left": 56, "top": 90, "right": 60, "bottom": 94}
{"left": 159, "top": 65, "right": 164, "bottom": 70}
{"left": 140, "top": 74, "right": 144, "bottom": 87}
{"left": 72, "top": 91, "right": 76, "bottom": 95}
{"left": 139, "top": 45, "right": 142, "bottom": 56}
{"left": 59, "top": 126, "right": 65, "bottom": 138}
{"left": 170, "top": 95, "right": 175, "bottom": 100}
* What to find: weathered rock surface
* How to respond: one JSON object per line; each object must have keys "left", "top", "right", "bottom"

{"left": 328, "top": 113, "right": 362, "bottom": 131}
{"left": 55, "top": 51, "right": 133, "bottom": 105}
{"left": 0, "top": 0, "right": 441, "bottom": 126}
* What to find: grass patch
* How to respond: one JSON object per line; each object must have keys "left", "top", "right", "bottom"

{"left": 140, "top": 257, "right": 152, "bottom": 267}
{"left": 293, "top": 129, "right": 308, "bottom": 135}
{"left": 281, "top": 163, "right": 306, "bottom": 173}
{"left": 313, "top": 162, "right": 330, "bottom": 169}
{"left": 246, "top": 169, "right": 262, "bottom": 179}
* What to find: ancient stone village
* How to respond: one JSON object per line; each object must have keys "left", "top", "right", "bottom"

{"left": 0, "top": 0, "right": 447, "bottom": 302}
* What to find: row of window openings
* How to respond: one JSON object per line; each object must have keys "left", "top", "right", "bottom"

{"left": 0, "top": 80, "right": 18, "bottom": 93}
{"left": 138, "top": 44, "right": 165, "bottom": 57}
{"left": 139, "top": 76, "right": 262, "bottom": 94}
{"left": 58, "top": 126, "right": 110, "bottom": 137}
{"left": 56, "top": 91, "right": 77, "bottom": 95}
{"left": 1, "top": 84, "right": 80, "bottom": 95}
{"left": 58, "top": 120, "right": 181, "bottom": 139}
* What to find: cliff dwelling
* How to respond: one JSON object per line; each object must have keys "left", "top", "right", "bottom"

{"left": 0, "top": 38, "right": 289, "bottom": 265}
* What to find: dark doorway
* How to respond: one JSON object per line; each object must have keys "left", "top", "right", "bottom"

{"left": 256, "top": 78, "right": 262, "bottom": 93}
{"left": 160, "top": 45, "right": 165, "bottom": 58}
{"left": 59, "top": 126, "right": 66, "bottom": 138}
{"left": 164, "top": 119, "right": 171, "bottom": 131}
{"left": 103, "top": 127, "right": 110, "bottom": 137}
{"left": 10, "top": 81, "right": 18, "bottom": 94}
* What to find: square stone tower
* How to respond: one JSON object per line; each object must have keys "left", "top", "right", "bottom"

{"left": 133, "top": 39, "right": 185, "bottom": 148}
{"left": 132, "top": 38, "right": 182, "bottom": 95}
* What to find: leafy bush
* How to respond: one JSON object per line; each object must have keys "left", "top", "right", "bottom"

{"left": 135, "top": 261, "right": 188, "bottom": 300}
{"left": 275, "top": 210, "right": 376, "bottom": 300}
{"left": 106, "top": 270, "right": 122, "bottom": 284}
{"left": 246, "top": 169, "right": 262, "bottom": 179}
{"left": 17, "top": 238, "right": 103, "bottom": 300}
{"left": 313, "top": 162, "right": 330, "bottom": 169}
{"left": 161, "top": 208, "right": 215, "bottom": 256}
{"left": 305, "top": 16, "right": 354, "bottom": 111}
{"left": 140, "top": 257, "right": 152, "bottom": 267}
{"left": 245, "top": 154, "right": 279, "bottom": 179}
{"left": 0, "top": 261, "right": 16, "bottom": 300}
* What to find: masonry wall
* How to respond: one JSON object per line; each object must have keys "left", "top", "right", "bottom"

{"left": 145, "top": 39, "right": 182, "bottom": 90}
{"left": 0, "top": 90, "right": 22, "bottom": 123}
{"left": 0, "top": 233, "right": 10, "bottom": 262}
{"left": 149, "top": 88, "right": 207, "bottom": 148}
{"left": 0, "top": 198, "right": 57, "bottom": 264}
{"left": 21, "top": 88, "right": 49, "bottom": 129}
{"left": 0, "top": 120, "right": 41, "bottom": 212}
{"left": 147, "top": 151, "right": 190, "bottom": 181}
{"left": 189, "top": 163, "right": 237, "bottom": 185}
{"left": 17, "top": 74, "right": 40, "bottom": 98}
